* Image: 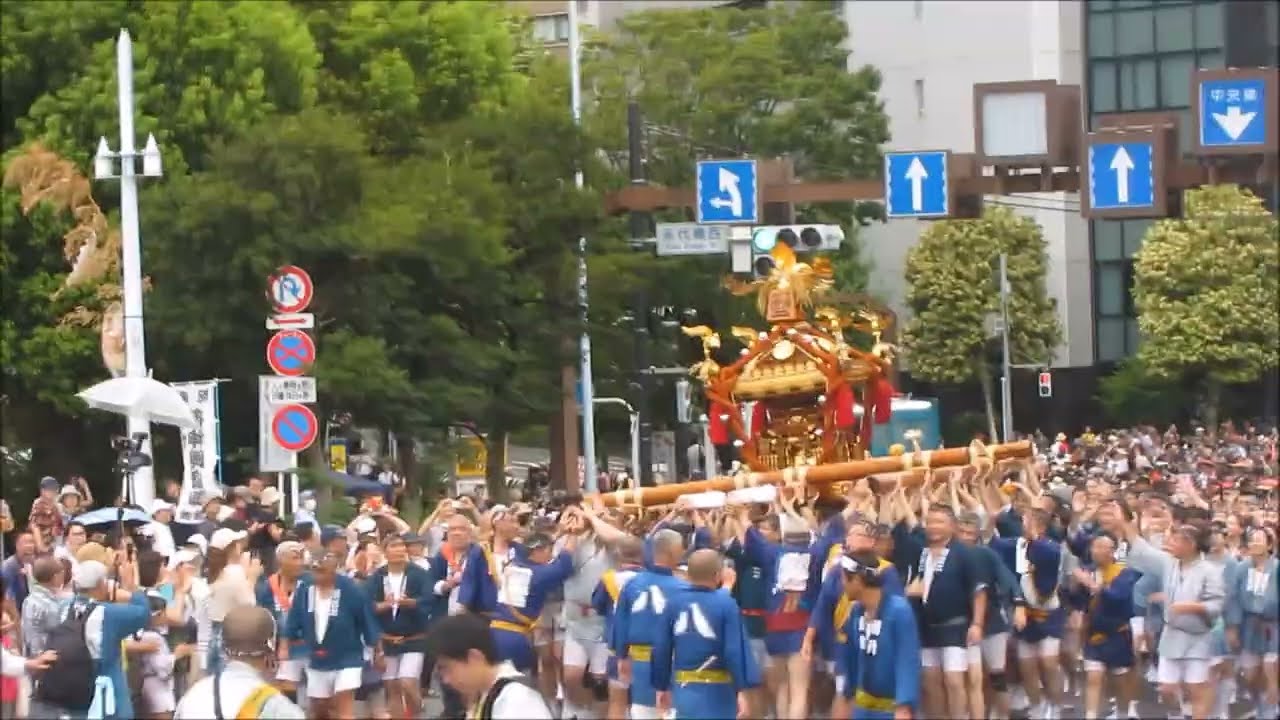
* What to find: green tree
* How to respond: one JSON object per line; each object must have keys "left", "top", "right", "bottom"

{"left": 1133, "top": 184, "right": 1279, "bottom": 429}
{"left": 1097, "top": 357, "right": 1191, "bottom": 427}
{"left": 902, "top": 207, "right": 1061, "bottom": 439}
{"left": 14, "top": 0, "right": 321, "bottom": 173}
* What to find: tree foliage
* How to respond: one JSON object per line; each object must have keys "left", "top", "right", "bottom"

{"left": 902, "top": 207, "right": 1061, "bottom": 435}
{"left": 1097, "top": 357, "right": 1191, "bottom": 428}
{"left": 1134, "top": 184, "right": 1279, "bottom": 384}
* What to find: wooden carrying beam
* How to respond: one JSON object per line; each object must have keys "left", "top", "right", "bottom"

{"left": 593, "top": 440, "right": 1034, "bottom": 508}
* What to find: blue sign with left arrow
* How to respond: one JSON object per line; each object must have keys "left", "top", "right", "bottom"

{"left": 1088, "top": 140, "right": 1155, "bottom": 211}
{"left": 1199, "top": 77, "right": 1267, "bottom": 148}
{"left": 696, "top": 159, "right": 758, "bottom": 224}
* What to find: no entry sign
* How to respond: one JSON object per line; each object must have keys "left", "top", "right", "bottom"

{"left": 271, "top": 404, "right": 318, "bottom": 452}
{"left": 266, "top": 330, "right": 315, "bottom": 377}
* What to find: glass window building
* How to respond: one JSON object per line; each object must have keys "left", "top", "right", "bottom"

{"left": 1084, "top": 0, "right": 1279, "bottom": 363}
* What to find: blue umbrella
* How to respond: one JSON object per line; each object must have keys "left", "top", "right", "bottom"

{"left": 74, "top": 506, "right": 151, "bottom": 529}
{"left": 294, "top": 468, "right": 385, "bottom": 497}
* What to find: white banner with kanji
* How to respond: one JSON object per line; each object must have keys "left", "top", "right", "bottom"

{"left": 171, "top": 380, "right": 221, "bottom": 523}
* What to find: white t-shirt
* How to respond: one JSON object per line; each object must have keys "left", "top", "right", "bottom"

{"left": 314, "top": 591, "right": 334, "bottom": 644}
{"left": 488, "top": 663, "right": 554, "bottom": 719}
{"left": 208, "top": 564, "right": 255, "bottom": 623}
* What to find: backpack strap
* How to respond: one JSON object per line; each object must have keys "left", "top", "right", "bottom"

{"left": 213, "top": 669, "right": 225, "bottom": 720}
{"left": 475, "top": 676, "right": 549, "bottom": 720}
{"left": 235, "top": 683, "right": 281, "bottom": 720}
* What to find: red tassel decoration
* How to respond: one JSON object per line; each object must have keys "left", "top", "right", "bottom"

{"left": 750, "top": 402, "right": 768, "bottom": 439}
{"left": 871, "top": 376, "right": 895, "bottom": 424}
{"left": 833, "top": 383, "right": 857, "bottom": 428}
{"left": 709, "top": 401, "right": 731, "bottom": 445}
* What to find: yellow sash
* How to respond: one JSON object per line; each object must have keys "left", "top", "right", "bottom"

{"left": 236, "top": 683, "right": 282, "bottom": 720}
{"left": 603, "top": 570, "right": 621, "bottom": 604}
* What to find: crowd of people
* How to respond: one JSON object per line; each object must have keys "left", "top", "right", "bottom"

{"left": 0, "top": 422, "right": 1276, "bottom": 720}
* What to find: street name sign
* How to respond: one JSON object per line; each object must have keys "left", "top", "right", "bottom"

{"left": 884, "top": 151, "right": 950, "bottom": 218}
{"left": 1082, "top": 127, "right": 1168, "bottom": 219}
{"left": 696, "top": 159, "right": 758, "bottom": 224}
{"left": 656, "top": 222, "right": 731, "bottom": 256}
{"left": 268, "top": 265, "right": 313, "bottom": 313}
{"left": 263, "top": 376, "right": 317, "bottom": 405}
{"left": 1193, "top": 68, "right": 1278, "bottom": 155}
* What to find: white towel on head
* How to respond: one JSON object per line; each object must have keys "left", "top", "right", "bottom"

{"left": 684, "top": 491, "right": 726, "bottom": 509}
{"left": 727, "top": 485, "right": 776, "bottom": 505}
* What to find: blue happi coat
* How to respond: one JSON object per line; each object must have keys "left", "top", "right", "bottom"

{"left": 610, "top": 566, "right": 687, "bottom": 708}
{"left": 651, "top": 585, "right": 761, "bottom": 719}
{"left": 255, "top": 571, "right": 312, "bottom": 661}
{"left": 284, "top": 574, "right": 381, "bottom": 671}
{"left": 77, "top": 593, "right": 150, "bottom": 720}
{"left": 741, "top": 526, "right": 823, "bottom": 656}
{"left": 839, "top": 593, "right": 922, "bottom": 719}
{"left": 365, "top": 563, "right": 433, "bottom": 655}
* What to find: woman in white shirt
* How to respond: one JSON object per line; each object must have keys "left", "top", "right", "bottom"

{"left": 203, "top": 528, "right": 261, "bottom": 674}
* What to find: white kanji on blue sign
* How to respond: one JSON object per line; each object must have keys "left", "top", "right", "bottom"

{"left": 1199, "top": 77, "right": 1267, "bottom": 147}
{"left": 884, "top": 151, "right": 948, "bottom": 218}
{"left": 1088, "top": 141, "right": 1154, "bottom": 210}
{"left": 696, "top": 159, "right": 758, "bottom": 224}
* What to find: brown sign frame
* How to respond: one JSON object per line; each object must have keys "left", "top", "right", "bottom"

{"left": 1190, "top": 68, "right": 1279, "bottom": 156}
{"left": 973, "top": 80, "right": 1078, "bottom": 167}
{"left": 1080, "top": 126, "right": 1169, "bottom": 220}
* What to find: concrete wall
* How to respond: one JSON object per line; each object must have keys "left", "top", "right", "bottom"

{"left": 844, "top": 1, "right": 1092, "bottom": 368}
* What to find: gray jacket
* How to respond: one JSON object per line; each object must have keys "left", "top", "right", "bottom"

{"left": 1125, "top": 536, "right": 1226, "bottom": 659}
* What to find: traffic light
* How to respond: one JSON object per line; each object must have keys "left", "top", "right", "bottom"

{"left": 749, "top": 224, "right": 845, "bottom": 277}
{"left": 1038, "top": 371, "right": 1052, "bottom": 398}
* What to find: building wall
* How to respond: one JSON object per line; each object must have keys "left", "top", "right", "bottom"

{"left": 844, "top": 1, "right": 1092, "bottom": 368}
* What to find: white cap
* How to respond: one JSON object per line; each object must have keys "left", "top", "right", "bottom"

{"left": 353, "top": 516, "right": 378, "bottom": 535}
{"left": 167, "top": 548, "right": 200, "bottom": 570}
{"left": 260, "top": 487, "right": 281, "bottom": 506}
{"left": 59, "top": 484, "right": 82, "bottom": 498}
{"left": 186, "top": 534, "right": 208, "bottom": 554}
{"left": 209, "top": 527, "right": 248, "bottom": 550}
{"left": 150, "top": 499, "right": 174, "bottom": 516}
{"left": 215, "top": 505, "right": 235, "bottom": 522}
{"left": 73, "top": 560, "right": 108, "bottom": 590}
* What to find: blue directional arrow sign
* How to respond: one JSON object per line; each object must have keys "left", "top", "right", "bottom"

{"left": 1199, "top": 77, "right": 1267, "bottom": 148}
{"left": 696, "top": 159, "right": 758, "bottom": 224}
{"left": 1088, "top": 140, "right": 1155, "bottom": 211}
{"left": 884, "top": 151, "right": 948, "bottom": 218}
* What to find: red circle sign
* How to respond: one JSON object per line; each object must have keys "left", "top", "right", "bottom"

{"left": 266, "top": 330, "right": 315, "bottom": 377}
{"left": 271, "top": 404, "right": 318, "bottom": 452}
{"left": 268, "top": 265, "right": 313, "bottom": 313}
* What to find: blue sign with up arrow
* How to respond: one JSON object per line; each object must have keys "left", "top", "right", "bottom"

{"left": 696, "top": 159, "right": 758, "bottom": 224}
{"left": 884, "top": 151, "right": 948, "bottom": 218}
{"left": 1199, "top": 77, "right": 1267, "bottom": 148}
{"left": 1088, "top": 141, "right": 1155, "bottom": 211}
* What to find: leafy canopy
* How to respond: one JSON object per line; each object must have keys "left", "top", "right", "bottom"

{"left": 1133, "top": 184, "right": 1279, "bottom": 384}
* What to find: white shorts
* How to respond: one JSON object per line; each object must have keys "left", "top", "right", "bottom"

{"left": 921, "top": 646, "right": 969, "bottom": 672}
{"left": 1083, "top": 660, "right": 1130, "bottom": 675}
{"left": 142, "top": 676, "right": 176, "bottom": 713}
{"left": 1131, "top": 616, "right": 1145, "bottom": 636}
{"left": 629, "top": 704, "right": 661, "bottom": 719}
{"left": 306, "top": 666, "right": 365, "bottom": 698}
{"left": 1156, "top": 657, "right": 1211, "bottom": 685}
{"left": 968, "top": 631, "right": 1009, "bottom": 670}
{"left": 1017, "top": 637, "right": 1060, "bottom": 659}
{"left": 562, "top": 635, "right": 609, "bottom": 675}
{"left": 1240, "top": 651, "right": 1280, "bottom": 669}
{"left": 382, "top": 652, "right": 425, "bottom": 681}
{"left": 534, "top": 602, "right": 564, "bottom": 647}
{"left": 277, "top": 658, "right": 306, "bottom": 682}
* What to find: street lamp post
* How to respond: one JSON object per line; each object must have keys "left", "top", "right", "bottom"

{"left": 93, "top": 29, "right": 162, "bottom": 507}
{"left": 568, "top": 2, "right": 599, "bottom": 491}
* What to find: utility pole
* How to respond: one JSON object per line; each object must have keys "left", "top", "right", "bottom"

{"left": 999, "top": 253, "right": 1013, "bottom": 443}
{"left": 93, "top": 29, "right": 163, "bottom": 507}
{"left": 568, "top": 2, "right": 598, "bottom": 491}
{"left": 627, "top": 101, "right": 655, "bottom": 486}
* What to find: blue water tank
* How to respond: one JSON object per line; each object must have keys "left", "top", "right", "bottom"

{"left": 859, "top": 397, "right": 942, "bottom": 456}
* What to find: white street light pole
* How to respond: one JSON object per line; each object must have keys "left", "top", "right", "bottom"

{"left": 999, "top": 253, "right": 1013, "bottom": 443}
{"left": 569, "top": 2, "right": 599, "bottom": 492}
{"left": 94, "top": 29, "right": 162, "bottom": 507}
{"left": 592, "top": 397, "right": 639, "bottom": 486}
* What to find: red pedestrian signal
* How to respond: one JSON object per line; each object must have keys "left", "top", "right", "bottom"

{"left": 1038, "top": 371, "right": 1052, "bottom": 398}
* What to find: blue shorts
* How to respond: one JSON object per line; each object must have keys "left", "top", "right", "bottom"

{"left": 1017, "top": 608, "right": 1065, "bottom": 644}
{"left": 765, "top": 629, "right": 805, "bottom": 657}
{"left": 1083, "top": 629, "right": 1134, "bottom": 669}
{"left": 490, "top": 627, "right": 536, "bottom": 673}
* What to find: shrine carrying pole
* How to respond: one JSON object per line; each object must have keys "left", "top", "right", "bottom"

{"left": 591, "top": 440, "right": 1034, "bottom": 508}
